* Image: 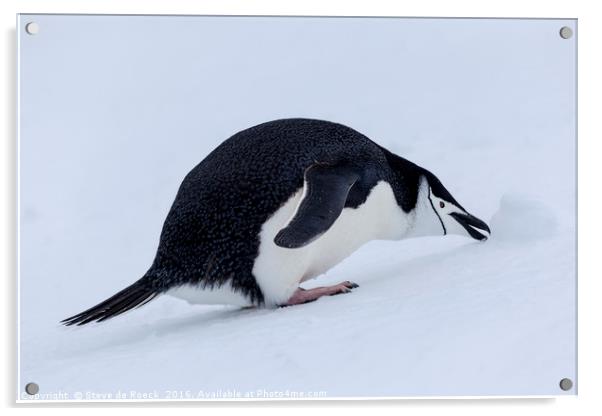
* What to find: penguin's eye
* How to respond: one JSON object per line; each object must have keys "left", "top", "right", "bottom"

{"left": 439, "top": 201, "right": 445, "bottom": 209}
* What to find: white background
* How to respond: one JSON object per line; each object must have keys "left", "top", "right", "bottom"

{"left": 2, "top": 0, "right": 601, "bottom": 415}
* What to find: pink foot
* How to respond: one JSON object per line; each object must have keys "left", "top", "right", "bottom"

{"left": 282, "top": 281, "right": 359, "bottom": 306}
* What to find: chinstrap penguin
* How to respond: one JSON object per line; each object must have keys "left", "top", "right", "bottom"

{"left": 62, "top": 118, "right": 490, "bottom": 326}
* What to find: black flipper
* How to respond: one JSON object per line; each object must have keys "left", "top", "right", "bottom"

{"left": 61, "top": 279, "right": 159, "bottom": 326}
{"left": 274, "top": 162, "right": 361, "bottom": 249}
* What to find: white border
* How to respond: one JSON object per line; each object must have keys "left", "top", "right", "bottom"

{"left": 13, "top": 12, "right": 578, "bottom": 404}
{"left": 15, "top": 11, "right": 21, "bottom": 410}
{"left": 2, "top": 0, "right": 601, "bottom": 414}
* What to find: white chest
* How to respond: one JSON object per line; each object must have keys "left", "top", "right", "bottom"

{"left": 252, "top": 181, "right": 410, "bottom": 306}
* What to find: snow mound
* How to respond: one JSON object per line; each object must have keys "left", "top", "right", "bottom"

{"left": 489, "top": 194, "right": 557, "bottom": 242}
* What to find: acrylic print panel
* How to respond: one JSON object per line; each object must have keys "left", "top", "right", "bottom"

{"left": 18, "top": 15, "right": 576, "bottom": 400}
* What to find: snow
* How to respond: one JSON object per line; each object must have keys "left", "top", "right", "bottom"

{"left": 490, "top": 194, "right": 559, "bottom": 242}
{"left": 18, "top": 15, "right": 576, "bottom": 400}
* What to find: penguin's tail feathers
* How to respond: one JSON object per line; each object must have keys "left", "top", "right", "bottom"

{"left": 61, "top": 279, "right": 159, "bottom": 326}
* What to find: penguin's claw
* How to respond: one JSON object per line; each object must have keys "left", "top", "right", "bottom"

{"left": 331, "top": 283, "right": 355, "bottom": 295}
{"left": 333, "top": 281, "right": 359, "bottom": 293}
{"left": 281, "top": 281, "right": 359, "bottom": 306}
{"left": 343, "top": 281, "right": 360, "bottom": 289}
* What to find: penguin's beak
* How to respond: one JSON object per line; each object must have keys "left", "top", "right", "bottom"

{"left": 449, "top": 212, "right": 491, "bottom": 241}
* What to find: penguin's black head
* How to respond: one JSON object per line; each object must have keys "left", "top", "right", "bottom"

{"left": 422, "top": 171, "right": 491, "bottom": 241}
{"left": 380, "top": 149, "right": 490, "bottom": 241}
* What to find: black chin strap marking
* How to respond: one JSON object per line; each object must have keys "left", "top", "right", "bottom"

{"left": 428, "top": 189, "right": 447, "bottom": 235}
